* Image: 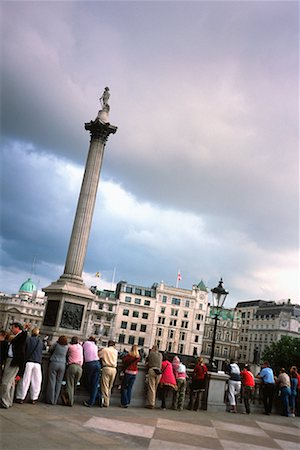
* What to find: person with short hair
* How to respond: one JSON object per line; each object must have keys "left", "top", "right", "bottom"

{"left": 62, "top": 337, "right": 83, "bottom": 406}
{"left": 258, "top": 361, "right": 275, "bottom": 415}
{"left": 99, "top": 340, "right": 118, "bottom": 407}
{"left": 240, "top": 364, "right": 255, "bottom": 414}
{"left": 145, "top": 345, "right": 162, "bottom": 409}
{"left": 82, "top": 336, "right": 101, "bottom": 407}
{"left": 46, "top": 335, "right": 68, "bottom": 405}
{"left": 276, "top": 368, "right": 291, "bottom": 417}
{"left": 15, "top": 327, "right": 43, "bottom": 404}
{"left": 0, "top": 322, "right": 27, "bottom": 409}
{"left": 226, "top": 359, "right": 241, "bottom": 413}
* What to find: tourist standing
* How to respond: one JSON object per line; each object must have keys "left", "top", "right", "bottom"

{"left": 258, "top": 361, "right": 275, "bottom": 415}
{"left": 145, "top": 345, "right": 162, "bottom": 409}
{"left": 289, "top": 366, "right": 298, "bottom": 417}
{"left": 82, "top": 336, "right": 101, "bottom": 407}
{"left": 188, "top": 357, "right": 208, "bottom": 411}
{"left": 62, "top": 337, "right": 83, "bottom": 406}
{"left": 0, "top": 322, "right": 27, "bottom": 409}
{"left": 120, "top": 344, "right": 141, "bottom": 408}
{"left": 240, "top": 364, "right": 255, "bottom": 414}
{"left": 16, "top": 327, "right": 43, "bottom": 404}
{"left": 226, "top": 359, "right": 241, "bottom": 413}
{"left": 276, "top": 368, "right": 291, "bottom": 417}
{"left": 172, "top": 356, "right": 187, "bottom": 411}
{"left": 99, "top": 340, "right": 118, "bottom": 407}
{"left": 158, "top": 354, "right": 177, "bottom": 410}
{"left": 46, "top": 335, "right": 68, "bottom": 405}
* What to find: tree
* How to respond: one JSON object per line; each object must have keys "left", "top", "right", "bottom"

{"left": 262, "top": 336, "right": 300, "bottom": 374}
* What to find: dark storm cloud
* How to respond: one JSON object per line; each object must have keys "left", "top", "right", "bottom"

{"left": 1, "top": 1, "right": 298, "bottom": 301}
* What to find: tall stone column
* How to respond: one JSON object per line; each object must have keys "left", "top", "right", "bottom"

{"left": 42, "top": 88, "right": 117, "bottom": 340}
{"left": 62, "top": 119, "right": 117, "bottom": 283}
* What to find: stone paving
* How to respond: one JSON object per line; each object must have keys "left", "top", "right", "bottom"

{"left": 0, "top": 402, "right": 299, "bottom": 450}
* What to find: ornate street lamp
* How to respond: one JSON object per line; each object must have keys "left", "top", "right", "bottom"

{"left": 208, "top": 278, "right": 229, "bottom": 372}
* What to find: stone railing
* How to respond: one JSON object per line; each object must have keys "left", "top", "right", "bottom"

{"left": 39, "top": 356, "right": 281, "bottom": 413}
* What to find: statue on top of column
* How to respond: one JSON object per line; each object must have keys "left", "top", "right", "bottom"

{"left": 100, "top": 86, "right": 110, "bottom": 112}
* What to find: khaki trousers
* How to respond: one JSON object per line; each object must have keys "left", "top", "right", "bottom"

{"left": 101, "top": 367, "right": 116, "bottom": 407}
{"left": 147, "top": 368, "right": 161, "bottom": 407}
{"left": 1, "top": 358, "right": 19, "bottom": 408}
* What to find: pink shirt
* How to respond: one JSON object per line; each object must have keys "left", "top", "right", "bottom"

{"left": 67, "top": 343, "right": 83, "bottom": 366}
{"left": 83, "top": 341, "right": 99, "bottom": 362}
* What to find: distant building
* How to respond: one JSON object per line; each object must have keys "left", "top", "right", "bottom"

{"left": 153, "top": 281, "right": 209, "bottom": 356}
{"left": 84, "top": 287, "right": 117, "bottom": 347}
{"left": 202, "top": 306, "right": 241, "bottom": 370}
{"left": 114, "top": 281, "right": 157, "bottom": 352}
{"left": 235, "top": 299, "right": 300, "bottom": 364}
{"left": 0, "top": 278, "right": 46, "bottom": 330}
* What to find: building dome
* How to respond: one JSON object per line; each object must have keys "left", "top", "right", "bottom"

{"left": 19, "top": 278, "right": 36, "bottom": 294}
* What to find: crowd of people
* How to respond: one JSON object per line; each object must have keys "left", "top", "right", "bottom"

{"left": 0, "top": 323, "right": 300, "bottom": 418}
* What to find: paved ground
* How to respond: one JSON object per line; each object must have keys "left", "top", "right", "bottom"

{"left": 0, "top": 402, "right": 299, "bottom": 450}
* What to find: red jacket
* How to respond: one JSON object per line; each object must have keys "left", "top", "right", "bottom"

{"left": 193, "top": 363, "right": 208, "bottom": 380}
{"left": 241, "top": 369, "right": 255, "bottom": 387}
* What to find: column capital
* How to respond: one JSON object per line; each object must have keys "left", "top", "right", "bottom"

{"left": 85, "top": 118, "right": 117, "bottom": 143}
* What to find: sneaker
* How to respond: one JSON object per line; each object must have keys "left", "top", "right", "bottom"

{"left": 15, "top": 399, "right": 24, "bottom": 404}
{"left": 145, "top": 405, "right": 154, "bottom": 409}
{"left": 83, "top": 401, "right": 91, "bottom": 407}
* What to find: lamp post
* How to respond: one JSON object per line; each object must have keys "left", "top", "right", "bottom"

{"left": 208, "top": 278, "right": 229, "bottom": 372}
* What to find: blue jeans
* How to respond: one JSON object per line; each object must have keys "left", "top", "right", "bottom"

{"left": 121, "top": 374, "right": 136, "bottom": 406}
{"left": 85, "top": 360, "right": 101, "bottom": 406}
{"left": 281, "top": 386, "right": 291, "bottom": 416}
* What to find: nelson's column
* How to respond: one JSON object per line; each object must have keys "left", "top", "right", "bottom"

{"left": 42, "top": 87, "right": 117, "bottom": 340}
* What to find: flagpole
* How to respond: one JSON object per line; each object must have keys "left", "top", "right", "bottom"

{"left": 176, "top": 269, "right": 181, "bottom": 288}
{"left": 111, "top": 267, "right": 116, "bottom": 290}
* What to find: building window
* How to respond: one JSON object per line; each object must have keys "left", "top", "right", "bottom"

{"left": 121, "top": 321, "right": 127, "bottom": 329}
{"left": 135, "top": 298, "right": 141, "bottom": 305}
{"left": 195, "top": 335, "right": 199, "bottom": 343}
{"left": 183, "top": 311, "right": 189, "bottom": 318}
{"left": 185, "top": 300, "right": 190, "bottom": 307}
{"left": 108, "top": 304, "right": 113, "bottom": 312}
{"left": 123, "top": 309, "right": 129, "bottom": 316}
{"left": 135, "top": 288, "right": 142, "bottom": 295}
{"left": 125, "top": 296, "right": 131, "bottom": 303}
{"left": 172, "top": 298, "right": 181, "bottom": 306}
{"left": 158, "top": 316, "right": 165, "bottom": 324}
{"left": 179, "top": 332, "right": 186, "bottom": 341}
{"left": 130, "top": 323, "right": 137, "bottom": 331}
{"left": 118, "top": 334, "right": 125, "bottom": 343}
{"left": 178, "top": 344, "right": 184, "bottom": 353}
{"left": 142, "top": 312, "right": 148, "bottom": 319}
{"left": 132, "top": 311, "right": 139, "bottom": 318}
{"left": 170, "top": 319, "right": 177, "bottom": 326}
{"left": 181, "top": 320, "right": 188, "bottom": 329}
{"left": 98, "top": 303, "right": 103, "bottom": 310}
{"left": 156, "top": 327, "right": 163, "bottom": 337}
{"left": 162, "top": 295, "right": 167, "bottom": 303}
{"left": 171, "top": 308, "right": 178, "bottom": 316}
{"left": 138, "top": 337, "right": 145, "bottom": 346}
{"left": 167, "top": 342, "right": 173, "bottom": 352}
{"left": 196, "top": 313, "right": 203, "bottom": 320}
{"left": 156, "top": 340, "right": 161, "bottom": 349}
{"left": 145, "top": 290, "right": 151, "bottom": 297}
{"left": 160, "top": 307, "right": 166, "bottom": 314}
{"left": 168, "top": 330, "right": 174, "bottom": 339}
{"left": 144, "top": 300, "right": 151, "bottom": 306}
{"left": 196, "top": 323, "right": 201, "bottom": 331}
{"left": 140, "top": 324, "right": 147, "bottom": 332}
{"left": 128, "top": 335, "right": 135, "bottom": 345}
{"left": 125, "top": 287, "right": 132, "bottom": 293}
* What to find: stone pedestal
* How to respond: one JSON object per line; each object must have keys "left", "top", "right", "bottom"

{"left": 42, "top": 109, "right": 117, "bottom": 341}
{"left": 206, "top": 371, "right": 229, "bottom": 411}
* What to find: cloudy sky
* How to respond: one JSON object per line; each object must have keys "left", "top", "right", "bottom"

{"left": 1, "top": 1, "right": 299, "bottom": 307}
